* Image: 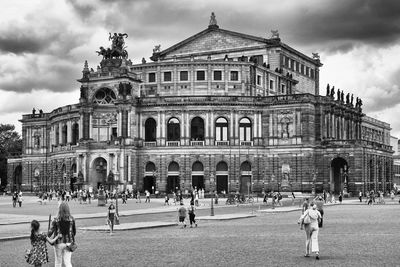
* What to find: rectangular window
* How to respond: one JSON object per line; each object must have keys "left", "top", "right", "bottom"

{"left": 306, "top": 67, "right": 310, "bottom": 76}
{"left": 163, "top": 71, "right": 172, "bottom": 82}
{"left": 180, "top": 71, "right": 188, "bottom": 81}
{"left": 257, "top": 75, "right": 261, "bottom": 85}
{"left": 296, "top": 62, "right": 299, "bottom": 72}
{"left": 310, "top": 69, "right": 315, "bottom": 79}
{"left": 148, "top": 73, "right": 156, "bottom": 83}
{"left": 284, "top": 56, "right": 289, "bottom": 67}
{"left": 301, "top": 65, "right": 304, "bottom": 74}
{"left": 214, "top": 70, "right": 222, "bottom": 81}
{"left": 270, "top": 80, "right": 274, "bottom": 90}
{"left": 230, "top": 71, "right": 239, "bottom": 81}
{"left": 281, "top": 84, "right": 286, "bottom": 94}
{"left": 196, "top": 70, "right": 205, "bottom": 81}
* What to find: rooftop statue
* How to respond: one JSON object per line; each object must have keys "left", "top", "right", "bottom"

{"left": 153, "top": 44, "right": 161, "bottom": 54}
{"left": 271, "top": 30, "right": 279, "bottom": 39}
{"left": 96, "top": 32, "right": 129, "bottom": 59}
{"left": 312, "top": 52, "right": 320, "bottom": 60}
{"left": 209, "top": 12, "right": 217, "bottom": 26}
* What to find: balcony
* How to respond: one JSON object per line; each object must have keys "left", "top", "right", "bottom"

{"left": 215, "top": 141, "right": 229, "bottom": 146}
{"left": 240, "top": 141, "right": 253, "bottom": 146}
{"left": 143, "top": 141, "right": 157, "bottom": 147}
{"left": 190, "top": 141, "right": 205, "bottom": 146}
{"left": 166, "top": 141, "right": 180, "bottom": 147}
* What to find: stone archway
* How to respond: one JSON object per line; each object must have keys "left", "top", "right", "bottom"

{"left": 330, "top": 157, "right": 348, "bottom": 194}
{"left": 90, "top": 157, "right": 107, "bottom": 189}
{"left": 13, "top": 165, "right": 22, "bottom": 192}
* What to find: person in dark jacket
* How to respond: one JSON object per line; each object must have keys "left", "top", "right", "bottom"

{"left": 48, "top": 202, "right": 76, "bottom": 267}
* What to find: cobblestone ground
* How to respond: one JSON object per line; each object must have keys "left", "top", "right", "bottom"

{"left": 1, "top": 204, "right": 399, "bottom": 267}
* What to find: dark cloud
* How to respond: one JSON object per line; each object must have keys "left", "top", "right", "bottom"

{"left": 361, "top": 68, "right": 400, "bottom": 113}
{"left": 0, "top": 57, "right": 81, "bottom": 93}
{"left": 0, "top": 34, "right": 44, "bottom": 54}
{"left": 66, "top": 0, "right": 97, "bottom": 19}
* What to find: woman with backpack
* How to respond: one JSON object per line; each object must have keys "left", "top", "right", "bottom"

{"left": 299, "top": 202, "right": 322, "bottom": 260}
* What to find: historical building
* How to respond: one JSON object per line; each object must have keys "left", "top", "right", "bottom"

{"left": 7, "top": 14, "right": 394, "bottom": 195}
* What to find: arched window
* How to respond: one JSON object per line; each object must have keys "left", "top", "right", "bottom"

{"left": 93, "top": 88, "right": 117, "bottom": 104}
{"left": 167, "top": 118, "right": 180, "bottom": 141}
{"left": 145, "top": 162, "right": 156, "bottom": 172}
{"left": 192, "top": 161, "right": 204, "bottom": 172}
{"left": 55, "top": 127, "right": 60, "bottom": 146}
{"left": 145, "top": 118, "right": 157, "bottom": 142}
{"left": 71, "top": 123, "right": 79, "bottom": 145}
{"left": 216, "top": 161, "right": 228, "bottom": 172}
{"left": 71, "top": 163, "right": 77, "bottom": 174}
{"left": 62, "top": 124, "right": 68, "bottom": 145}
{"left": 215, "top": 117, "right": 228, "bottom": 141}
{"left": 190, "top": 117, "right": 204, "bottom": 141}
{"left": 240, "top": 161, "right": 252, "bottom": 171}
{"left": 168, "top": 161, "right": 180, "bottom": 172}
{"left": 239, "top": 118, "right": 252, "bottom": 141}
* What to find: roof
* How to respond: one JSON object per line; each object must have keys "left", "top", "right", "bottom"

{"left": 151, "top": 25, "right": 322, "bottom": 66}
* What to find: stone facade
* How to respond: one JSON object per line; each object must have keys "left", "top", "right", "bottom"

{"left": 7, "top": 20, "right": 393, "bottom": 195}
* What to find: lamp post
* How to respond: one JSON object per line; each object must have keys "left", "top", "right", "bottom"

{"left": 210, "top": 173, "right": 215, "bottom": 216}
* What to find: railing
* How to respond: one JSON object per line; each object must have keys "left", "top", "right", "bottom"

{"left": 166, "top": 141, "right": 180, "bottom": 147}
{"left": 190, "top": 141, "right": 205, "bottom": 146}
{"left": 144, "top": 141, "right": 157, "bottom": 147}
{"left": 215, "top": 141, "right": 229, "bottom": 146}
{"left": 240, "top": 141, "right": 253, "bottom": 146}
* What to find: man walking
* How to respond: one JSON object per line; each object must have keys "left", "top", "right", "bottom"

{"left": 145, "top": 190, "right": 151, "bottom": 203}
{"left": 178, "top": 204, "right": 187, "bottom": 228}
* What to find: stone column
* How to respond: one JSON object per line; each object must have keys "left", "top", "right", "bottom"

{"left": 89, "top": 113, "right": 93, "bottom": 139}
{"left": 67, "top": 121, "right": 72, "bottom": 144}
{"left": 58, "top": 123, "right": 63, "bottom": 145}
{"left": 157, "top": 112, "right": 161, "bottom": 145}
{"left": 205, "top": 112, "right": 209, "bottom": 145}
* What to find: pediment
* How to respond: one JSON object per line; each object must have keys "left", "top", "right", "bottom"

{"left": 159, "top": 28, "right": 267, "bottom": 59}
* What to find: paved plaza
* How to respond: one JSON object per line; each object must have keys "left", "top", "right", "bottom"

{"left": 0, "top": 196, "right": 399, "bottom": 266}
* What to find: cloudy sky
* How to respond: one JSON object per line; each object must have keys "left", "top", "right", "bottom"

{"left": 1, "top": 0, "right": 400, "bottom": 137}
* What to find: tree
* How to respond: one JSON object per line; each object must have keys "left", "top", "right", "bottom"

{"left": 0, "top": 124, "right": 22, "bottom": 191}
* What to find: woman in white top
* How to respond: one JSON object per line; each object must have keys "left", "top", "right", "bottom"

{"left": 303, "top": 202, "right": 322, "bottom": 259}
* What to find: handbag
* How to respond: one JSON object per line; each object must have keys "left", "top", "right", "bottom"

{"left": 66, "top": 221, "right": 77, "bottom": 252}
{"left": 67, "top": 242, "right": 78, "bottom": 252}
{"left": 25, "top": 249, "right": 32, "bottom": 263}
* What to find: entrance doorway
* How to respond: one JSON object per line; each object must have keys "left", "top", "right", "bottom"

{"left": 143, "top": 176, "right": 155, "bottom": 193}
{"left": 192, "top": 161, "right": 204, "bottom": 190}
{"left": 240, "top": 161, "right": 252, "bottom": 194}
{"left": 167, "top": 161, "right": 180, "bottom": 193}
{"left": 331, "top": 157, "right": 348, "bottom": 194}
{"left": 216, "top": 161, "right": 228, "bottom": 193}
{"left": 167, "top": 176, "right": 180, "bottom": 193}
{"left": 13, "top": 165, "right": 22, "bottom": 192}
{"left": 91, "top": 157, "right": 107, "bottom": 189}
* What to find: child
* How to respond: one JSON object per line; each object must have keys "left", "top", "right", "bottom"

{"left": 188, "top": 205, "right": 197, "bottom": 228}
{"left": 27, "top": 220, "right": 60, "bottom": 267}
{"left": 164, "top": 194, "right": 170, "bottom": 205}
{"left": 178, "top": 204, "right": 187, "bottom": 228}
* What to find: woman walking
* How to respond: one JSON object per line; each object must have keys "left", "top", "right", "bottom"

{"left": 107, "top": 200, "right": 118, "bottom": 235}
{"left": 300, "top": 202, "right": 322, "bottom": 260}
{"left": 48, "top": 202, "right": 76, "bottom": 267}
{"left": 27, "top": 220, "right": 60, "bottom": 267}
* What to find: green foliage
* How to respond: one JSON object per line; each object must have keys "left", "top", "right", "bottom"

{"left": 0, "top": 124, "right": 22, "bottom": 189}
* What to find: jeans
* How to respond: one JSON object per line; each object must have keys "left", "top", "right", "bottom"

{"left": 54, "top": 243, "right": 72, "bottom": 267}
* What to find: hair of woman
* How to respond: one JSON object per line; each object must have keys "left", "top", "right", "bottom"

{"left": 58, "top": 202, "right": 71, "bottom": 221}
{"left": 30, "top": 220, "right": 40, "bottom": 242}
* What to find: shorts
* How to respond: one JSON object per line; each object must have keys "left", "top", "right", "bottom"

{"left": 179, "top": 216, "right": 185, "bottom": 222}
